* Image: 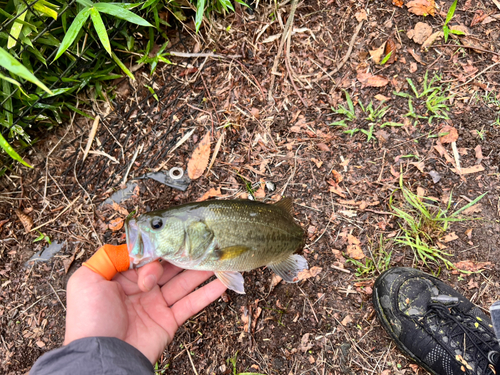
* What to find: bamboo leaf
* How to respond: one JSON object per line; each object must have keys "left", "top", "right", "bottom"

{"left": 90, "top": 7, "right": 111, "bottom": 55}
{"left": 53, "top": 7, "right": 91, "bottom": 61}
{"left": 7, "top": 4, "right": 27, "bottom": 49}
{"left": 111, "top": 51, "right": 134, "bottom": 80}
{"left": 33, "top": 1, "right": 58, "bottom": 20}
{"left": 94, "top": 3, "right": 153, "bottom": 27}
{"left": 0, "top": 47, "right": 53, "bottom": 94}
{"left": 195, "top": 0, "right": 206, "bottom": 32}
{"left": 0, "top": 132, "right": 33, "bottom": 168}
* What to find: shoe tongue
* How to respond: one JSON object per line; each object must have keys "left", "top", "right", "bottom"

{"left": 398, "top": 278, "right": 439, "bottom": 317}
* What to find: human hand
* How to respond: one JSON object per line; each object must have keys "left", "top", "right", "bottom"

{"left": 64, "top": 261, "right": 226, "bottom": 364}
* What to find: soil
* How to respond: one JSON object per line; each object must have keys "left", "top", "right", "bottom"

{"left": 2, "top": 0, "right": 500, "bottom": 374}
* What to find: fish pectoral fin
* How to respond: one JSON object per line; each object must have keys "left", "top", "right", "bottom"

{"left": 269, "top": 254, "right": 308, "bottom": 283}
{"left": 214, "top": 271, "right": 245, "bottom": 294}
{"left": 213, "top": 245, "right": 252, "bottom": 261}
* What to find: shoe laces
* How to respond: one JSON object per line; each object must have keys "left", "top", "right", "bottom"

{"left": 422, "top": 295, "right": 499, "bottom": 373}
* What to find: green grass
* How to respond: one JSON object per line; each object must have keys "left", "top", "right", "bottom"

{"left": 330, "top": 91, "right": 403, "bottom": 142}
{"left": 227, "top": 351, "right": 266, "bottom": 375}
{"left": 389, "top": 174, "right": 486, "bottom": 269}
{"left": 346, "top": 234, "right": 392, "bottom": 277}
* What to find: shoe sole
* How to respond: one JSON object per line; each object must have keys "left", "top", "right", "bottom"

{"left": 373, "top": 270, "right": 439, "bottom": 375}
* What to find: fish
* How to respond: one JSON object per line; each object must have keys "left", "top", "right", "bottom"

{"left": 125, "top": 198, "right": 307, "bottom": 294}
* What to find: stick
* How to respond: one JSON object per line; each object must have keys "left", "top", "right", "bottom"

{"left": 268, "top": 0, "right": 299, "bottom": 102}
{"left": 328, "top": 21, "right": 364, "bottom": 76}
{"left": 82, "top": 115, "right": 100, "bottom": 162}
{"left": 454, "top": 61, "right": 500, "bottom": 89}
{"left": 285, "top": 30, "right": 309, "bottom": 107}
{"left": 30, "top": 196, "right": 80, "bottom": 232}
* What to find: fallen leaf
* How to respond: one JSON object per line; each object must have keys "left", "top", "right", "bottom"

{"left": 410, "top": 62, "right": 418, "bottom": 73}
{"left": 385, "top": 38, "right": 397, "bottom": 64}
{"left": 475, "top": 145, "right": 483, "bottom": 162}
{"left": 311, "top": 158, "right": 323, "bottom": 168}
{"left": 442, "top": 232, "right": 459, "bottom": 243}
{"left": 187, "top": 132, "right": 211, "bottom": 180}
{"left": 417, "top": 186, "right": 426, "bottom": 197}
{"left": 375, "top": 94, "right": 391, "bottom": 102}
{"left": 299, "top": 333, "right": 313, "bottom": 352}
{"left": 109, "top": 218, "right": 124, "bottom": 232}
{"left": 197, "top": 187, "right": 222, "bottom": 201}
{"left": 250, "top": 107, "right": 260, "bottom": 119}
{"left": 36, "top": 340, "right": 46, "bottom": 348}
{"left": 341, "top": 315, "right": 353, "bottom": 326}
{"left": 407, "top": 0, "right": 436, "bottom": 16}
{"left": 357, "top": 71, "right": 389, "bottom": 87}
{"left": 410, "top": 22, "right": 433, "bottom": 44}
{"left": 465, "top": 228, "right": 473, "bottom": 240}
{"left": 15, "top": 209, "right": 33, "bottom": 233}
{"left": 346, "top": 235, "right": 364, "bottom": 259}
{"left": 393, "top": 0, "right": 403, "bottom": 7}
{"left": 411, "top": 161, "right": 425, "bottom": 172}
{"left": 463, "top": 203, "right": 482, "bottom": 215}
{"left": 408, "top": 48, "right": 425, "bottom": 64}
{"left": 421, "top": 31, "right": 443, "bottom": 50}
{"left": 451, "top": 164, "right": 485, "bottom": 174}
{"left": 439, "top": 125, "right": 459, "bottom": 143}
{"left": 369, "top": 43, "right": 386, "bottom": 64}
{"left": 316, "top": 143, "right": 330, "bottom": 152}
{"left": 111, "top": 202, "right": 129, "bottom": 216}
{"left": 329, "top": 185, "right": 346, "bottom": 198}
{"left": 409, "top": 364, "right": 420, "bottom": 373}
{"left": 355, "top": 9, "right": 368, "bottom": 22}
{"left": 270, "top": 274, "right": 282, "bottom": 289}
{"left": 63, "top": 246, "right": 79, "bottom": 274}
{"left": 452, "top": 260, "right": 492, "bottom": 273}
{"left": 297, "top": 266, "right": 322, "bottom": 281}
{"left": 331, "top": 170, "right": 343, "bottom": 183}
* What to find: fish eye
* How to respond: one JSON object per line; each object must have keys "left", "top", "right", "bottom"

{"left": 151, "top": 218, "right": 163, "bottom": 230}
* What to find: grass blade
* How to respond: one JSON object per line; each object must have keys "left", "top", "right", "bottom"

{"left": 90, "top": 7, "right": 111, "bottom": 56}
{"left": 0, "top": 47, "right": 52, "bottom": 94}
{"left": 0, "top": 132, "right": 33, "bottom": 168}
{"left": 94, "top": 3, "right": 153, "bottom": 27}
{"left": 195, "top": 0, "right": 206, "bottom": 32}
{"left": 450, "top": 192, "right": 488, "bottom": 217}
{"left": 54, "top": 7, "right": 91, "bottom": 61}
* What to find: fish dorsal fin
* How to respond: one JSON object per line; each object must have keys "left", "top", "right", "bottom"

{"left": 213, "top": 245, "right": 252, "bottom": 261}
{"left": 274, "top": 197, "right": 293, "bottom": 215}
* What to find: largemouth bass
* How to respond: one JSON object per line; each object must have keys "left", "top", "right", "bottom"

{"left": 125, "top": 198, "right": 307, "bottom": 294}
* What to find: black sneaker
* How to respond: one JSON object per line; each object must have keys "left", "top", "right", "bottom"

{"left": 373, "top": 267, "right": 500, "bottom": 375}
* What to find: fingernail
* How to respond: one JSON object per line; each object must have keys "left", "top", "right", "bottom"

{"left": 143, "top": 275, "right": 157, "bottom": 292}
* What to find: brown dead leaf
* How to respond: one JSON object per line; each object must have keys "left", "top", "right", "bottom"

{"left": 341, "top": 315, "right": 353, "bottom": 326}
{"left": 297, "top": 266, "right": 322, "bottom": 281}
{"left": 393, "top": 0, "right": 403, "bottom": 7}
{"left": 311, "top": 158, "right": 323, "bottom": 168}
{"left": 354, "top": 9, "right": 368, "bottom": 22}
{"left": 452, "top": 260, "right": 492, "bottom": 273}
{"left": 329, "top": 185, "right": 346, "bottom": 198}
{"left": 407, "top": 0, "right": 436, "bottom": 16}
{"left": 408, "top": 48, "right": 425, "bottom": 64}
{"left": 475, "top": 145, "right": 483, "bottom": 162}
{"left": 465, "top": 228, "right": 473, "bottom": 240}
{"left": 410, "top": 22, "right": 433, "bottom": 44}
{"left": 463, "top": 203, "right": 482, "bottom": 215}
{"left": 442, "top": 232, "right": 459, "bottom": 243}
{"left": 369, "top": 43, "right": 386, "bottom": 65}
{"left": 197, "top": 187, "right": 222, "bottom": 201}
{"left": 410, "top": 161, "right": 425, "bottom": 173}
{"left": 375, "top": 94, "right": 391, "bottom": 102}
{"left": 250, "top": 107, "right": 260, "bottom": 119}
{"left": 187, "top": 132, "right": 211, "bottom": 180}
{"left": 451, "top": 164, "right": 485, "bottom": 175}
{"left": 299, "top": 333, "right": 313, "bottom": 352}
{"left": 439, "top": 125, "right": 459, "bottom": 143}
{"left": 111, "top": 202, "right": 129, "bottom": 216}
{"left": 109, "top": 218, "right": 124, "bottom": 232}
{"left": 331, "top": 170, "right": 343, "bottom": 183}
{"left": 410, "top": 62, "right": 418, "bottom": 73}
{"left": 63, "top": 246, "right": 79, "bottom": 274}
{"left": 316, "top": 143, "right": 330, "bottom": 152}
{"left": 346, "top": 235, "right": 364, "bottom": 259}
{"left": 15, "top": 209, "right": 33, "bottom": 233}
{"left": 357, "top": 71, "right": 389, "bottom": 87}
{"left": 36, "top": 340, "right": 46, "bottom": 348}
{"left": 385, "top": 38, "right": 397, "bottom": 64}
{"left": 421, "top": 31, "right": 443, "bottom": 50}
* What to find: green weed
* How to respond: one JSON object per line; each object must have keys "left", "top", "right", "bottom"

{"left": 443, "top": 0, "right": 465, "bottom": 42}
{"left": 347, "top": 234, "right": 392, "bottom": 277}
{"left": 331, "top": 91, "right": 402, "bottom": 142}
{"left": 389, "top": 174, "right": 487, "bottom": 269}
{"left": 227, "top": 351, "right": 266, "bottom": 375}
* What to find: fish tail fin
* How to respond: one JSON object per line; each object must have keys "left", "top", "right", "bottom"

{"left": 214, "top": 271, "right": 246, "bottom": 294}
{"left": 269, "top": 254, "right": 308, "bottom": 283}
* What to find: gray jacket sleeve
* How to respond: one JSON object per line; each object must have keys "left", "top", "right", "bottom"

{"left": 30, "top": 337, "right": 153, "bottom": 374}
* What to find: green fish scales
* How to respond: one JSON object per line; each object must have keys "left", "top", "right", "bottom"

{"left": 125, "top": 198, "right": 308, "bottom": 294}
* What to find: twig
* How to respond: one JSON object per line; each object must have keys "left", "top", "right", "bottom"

{"left": 327, "top": 20, "right": 364, "bottom": 77}
{"left": 433, "top": 44, "right": 500, "bottom": 57}
{"left": 82, "top": 115, "right": 100, "bottom": 162}
{"left": 46, "top": 281, "right": 66, "bottom": 312}
{"left": 451, "top": 141, "right": 461, "bottom": 172}
{"left": 268, "top": 0, "right": 300, "bottom": 102}
{"left": 454, "top": 61, "right": 500, "bottom": 89}
{"left": 285, "top": 26, "right": 309, "bottom": 107}
{"left": 206, "top": 130, "right": 224, "bottom": 176}
{"left": 168, "top": 51, "right": 242, "bottom": 59}
{"left": 185, "top": 344, "right": 199, "bottom": 375}
{"left": 30, "top": 196, "right": 80, "bottom": 232}
{"left": 123, "top": 145, "right": 142, "bottom": 185}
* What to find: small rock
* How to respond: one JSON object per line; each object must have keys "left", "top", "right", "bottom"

{"left": 429, "top": 170, "right": 441, "bottom": 183}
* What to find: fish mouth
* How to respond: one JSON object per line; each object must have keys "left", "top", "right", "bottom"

{"left": 125, "top": 218, "right": 157, "bottom": 268}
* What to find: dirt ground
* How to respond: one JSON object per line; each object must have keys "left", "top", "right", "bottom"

{"left": 2, "top": 0, "right": 500, "bottom": 374}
